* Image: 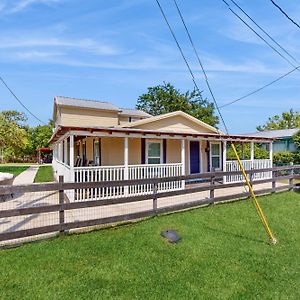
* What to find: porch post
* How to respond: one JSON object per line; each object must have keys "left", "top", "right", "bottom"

{"left": 63, "top": 138, "right": 68, "bottom": 165}
{"left": 124, "top": 137, "right": 129, "bottom": 195}
{"left": 223, "top": 141, "right": 227, "bottom": 183}
{"left": 181, "top": 139, "right": 185, "bottom": 189}
{"left": 69, "top": 134, "right": 75, "bottom": 201}
{"left": 250, "top": 141, "right": 254, "bottom": 162}
{"left": 59, "top": 141, "right": 63, "bottom": 162}
{"left": 269, "top": 142, "right": 273, "bottom": 166}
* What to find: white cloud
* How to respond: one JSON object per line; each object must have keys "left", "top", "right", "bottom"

{"left": 0, "top": 37, "right": 124, "bottom": 56}
{"left": 1, "top": 0, "right": 61, "bottom": 13}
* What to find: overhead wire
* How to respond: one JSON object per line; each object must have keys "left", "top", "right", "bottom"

{"left": 269, "top": 0, "right": 300, "bottom": 30}
{"left": 172, "top": 0, "right": 229, "bottom": 133}
{"left": 228, "top": 0, "right": 299, "bottom": 65}
{"left": 219, "top": 66, "right": 300, "bottom": 108}
{"left": 0, "top": 75, "right": 46, "bottom": 125}
{"left": 221, "top": 0, "right": 299, "bottom": 69}
{"left": 156, "top": 0, "right": 278, "bottom": 243}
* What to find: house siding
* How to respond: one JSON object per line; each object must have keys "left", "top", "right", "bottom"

{"left": 60, "top": 107, "right": 119, "bottom": 127}
{"left": 131, "top": 115, "right": 216, "bottom": 133}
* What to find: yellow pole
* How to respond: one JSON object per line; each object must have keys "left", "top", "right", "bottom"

{"left": 230, "top": 143, "right": 277, "bottom": 245}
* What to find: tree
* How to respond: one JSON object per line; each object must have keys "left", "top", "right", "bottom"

{"left": 292, "top": 130, "right": 300, "bottom": 150}
{"left": 24, "top": 123, "right": 53, "bottom": 155}
{"left": 257, "top": 109, "right": 300, "bottom": 131}
{"left": 0, "top": 112, "right": 28, "bottom": 161}
{"left": 1, "top": 110, "right": 27, "bottom": 127}
{"left": 136, "top": 82, "right": 219, "bottom": 127}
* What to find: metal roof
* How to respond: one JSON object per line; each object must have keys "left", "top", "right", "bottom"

{"left": 55, "top": 96, "right": 120, "bottom": 112}
{"left": 119, "top": 108, "right": 151, "bottom": 118}
{"left": 242, "top": 128, "right": 299, "bottom": 139}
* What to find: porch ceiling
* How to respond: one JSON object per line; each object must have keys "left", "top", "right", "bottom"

{"left": 49, "top": 125, "right": 275, "bottom": 144}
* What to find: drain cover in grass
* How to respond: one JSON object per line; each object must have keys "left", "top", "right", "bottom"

{"left": 161, "top": 229, "right": 181, "bottom": 243}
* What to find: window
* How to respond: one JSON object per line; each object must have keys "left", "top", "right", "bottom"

{"left": 210, "top": 143, "right": 221, "bottom": 170}
{"left": 146, "top": 140, "right": 162, "bottom": 164}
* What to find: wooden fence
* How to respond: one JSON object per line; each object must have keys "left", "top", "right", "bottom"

{"left": 0, "top": 165, "right": 299, "bottom": 245}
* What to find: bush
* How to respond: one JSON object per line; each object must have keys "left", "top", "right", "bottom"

{"left": 273, "top": 151, "right": 295, "bottom": 166}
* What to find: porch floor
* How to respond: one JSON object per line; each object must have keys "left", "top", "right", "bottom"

{"left": 0, "top": 181, "right": 286, "bottom": 246}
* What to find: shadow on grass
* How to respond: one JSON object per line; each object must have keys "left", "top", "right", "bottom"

{"left": 203, "top": 225, "right": 268, "bottom": 245}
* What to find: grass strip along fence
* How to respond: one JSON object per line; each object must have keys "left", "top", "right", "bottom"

{"left": 0, "top": 165, "right": 299, "bottom": 244}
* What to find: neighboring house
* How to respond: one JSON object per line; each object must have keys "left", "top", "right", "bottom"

{"left": 243, "top": 129, "right": 299, "bottom": 153}
{"left": 50, "top": 96, "right": 274, "bottom": 201}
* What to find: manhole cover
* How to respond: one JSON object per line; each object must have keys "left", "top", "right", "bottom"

{"left": 161, "top": 229, "right": 181, "bottom": 243}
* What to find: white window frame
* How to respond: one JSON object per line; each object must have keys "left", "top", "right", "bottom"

{"left": 210, "top": 142, "right": 222, "bottom": 171}
{"left": 146, "top": 139, "right": 163, "bottom": 165}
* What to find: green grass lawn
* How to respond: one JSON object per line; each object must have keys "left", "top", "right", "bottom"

{"left": 0, "top": 191, "right": 300, "bottom": 299}
{"left": 34, "top": 166, "right": 54, "bottom": 183}
{"left": 0, "top": 165, "right": 28, "bottom": 176}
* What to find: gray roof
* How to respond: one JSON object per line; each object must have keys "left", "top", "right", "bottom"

{"left": 119, "top": 108, "right": 151, "bottom": 118}
{"left": 242, "top": 128, "right": 299, "bottom": 139}
{"left": 55, "top": 96, "right": 120, "bottom": 112}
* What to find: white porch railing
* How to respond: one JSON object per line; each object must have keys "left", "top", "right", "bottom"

{"left": 225, "top": 159, "right": 272, "bottom": 183}
{"left": 128, "top": 163, "right": 182, "bottom": 196}
{"left": 73, "top": 163, "right": 183, "bottom": 201}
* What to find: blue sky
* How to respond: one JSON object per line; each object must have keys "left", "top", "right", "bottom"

{"left": 0, "top": 0, "right": 299, "bottom": 133}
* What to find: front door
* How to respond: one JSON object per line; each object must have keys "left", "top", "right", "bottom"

{"left": 190, "top": 141, "right": 200, "bottom": 174}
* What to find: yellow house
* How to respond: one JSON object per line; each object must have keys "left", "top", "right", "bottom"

{"left": 50, "top": 96, "right": 273, "bottom": 201}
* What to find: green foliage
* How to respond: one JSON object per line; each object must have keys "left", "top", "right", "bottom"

{"left": 34, "top": 166, "right": 54, "bottom": 183}
{"left": 0, "top": 110, "right": 53, "bottom": 162}
{"left": 257, "top": 109, "right": 300, "bottom": 131}
{"left": 292, "top": 130, "right": 300, "bottom": 150}
{"left": 24, "top": 124, "right": 53, "bottom": 155}
{"left": 273, "top": 151, "right": 296, "bottom": 165}
{"left": 0, "top": 192, "right": 300, "bottom": 299}
{"left": 226, "top": 143, "right": 269, "bottom": 160}
{"left": 0, "top": 112, "right": 28, "bottom": 161}
{"left": 136, "top": 82, "right": 219, "bottom": 127}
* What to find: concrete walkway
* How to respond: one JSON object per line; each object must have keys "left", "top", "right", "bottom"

{"left": 13, "top": 165, "right": 39, "bottom": 185}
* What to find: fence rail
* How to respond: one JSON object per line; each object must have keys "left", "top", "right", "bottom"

{"left": 0, "top": 165, "right": 299, "bottom": 245}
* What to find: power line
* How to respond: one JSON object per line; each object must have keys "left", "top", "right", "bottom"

{"left": 155, "top": 0, "right": 204, "bottom": 98}
{"left": 229, "top": 0, "right": 299, "bottom": 65}
{"left": 172, "top": 0, "right": 229, "bottom": 133}
{"left": 269, "top": 0, "right": 300, "bottom": 30}
{"left": 221, "top": 0, "right": 298, "bottom": 69}
{"left": 219, "top": 66, "right": 300, "bottom": 108}
{"left": 0, "top": 75, "right": 46, "bottom": 125}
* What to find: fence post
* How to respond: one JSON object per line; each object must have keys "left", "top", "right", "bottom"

{"left": 289, "top": 162, "right": 294, "bottom": 190}
{"left": 153, "top": 180, "right": 158, "bottom": 215}
{"left": 272, "top": 169, "right": 276, "bottom": 193}
{"left": 210, "top": 170, "right": 215, "bottom": 203}
{"left": 59, "top": 176, "right": 65, "bottom": 235}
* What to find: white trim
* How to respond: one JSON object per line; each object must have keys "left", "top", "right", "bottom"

{"left": 250, "top": 142, "right": 254, "bottom": 161}
{"left": 209, "top": 142, "right": 222, "bottom": 171}
{"left": 145, "top": 139, "right": 163, "bottom": 164}
{"left": 222, "top": 141, "right": 227, "bottom": 183}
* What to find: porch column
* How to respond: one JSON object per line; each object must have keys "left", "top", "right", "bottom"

{"left": 63, "top": 138, "right": 68, "bottom": 165}
{"left": 59, "top": 141, "right": 63, "bottom": 162}
{"left": 124, "top": 137, "right": 129, "bottom": 195}
{"left": 69, "top": 134, "right": 75, "bottom": 201}
{"left": 181, "top": 139, "right": 185, "bottom": 189}
{"left": 250, "top": 141, "right": 254, "bottom": 161}
{"left": 223, "top": 141, "right": 227, "bottom": 183}
{"left": 269, "top": 142, "right": 273, "bottom": 166}
{"left": 70, "top": 135, "right": 74, "bottom": 174}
